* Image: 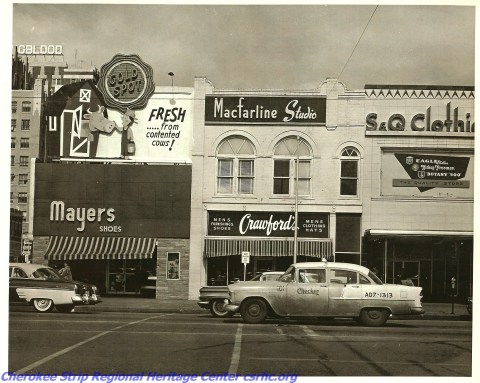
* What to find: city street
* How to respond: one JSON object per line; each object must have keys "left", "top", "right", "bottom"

{"left": 8, "top": 311, "right": 472, "bottom": 377}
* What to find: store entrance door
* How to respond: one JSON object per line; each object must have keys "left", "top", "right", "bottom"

{"left": 254, "top": 258, "right": 275, "bottom": 277}
{"left": 394, "top": 260, "right": 432, "bottom": 297}
{"left": 107, "top": 259, "right": 140, "bottom": 295}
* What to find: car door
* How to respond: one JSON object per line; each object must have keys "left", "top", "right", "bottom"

{"left": 286, "top": 267, "right": 328, "bottom": 316}
{"left": 328, "top": 268, "right": 362, "bottom": 316}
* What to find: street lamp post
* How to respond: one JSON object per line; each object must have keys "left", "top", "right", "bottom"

{"left": 293, "top": 136, "right": 300, "bottom": 264}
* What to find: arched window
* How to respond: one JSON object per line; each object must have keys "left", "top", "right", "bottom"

{"left": 340, "top": 147, "right": 359, "bottom": 196}
{"left": 217, "top": 136, "right": 255, "bottom": 194}
{"left": 273, "top": 136, "right": 312, "bottom": 196}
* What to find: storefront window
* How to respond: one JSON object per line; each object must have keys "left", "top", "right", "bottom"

{"left": 335, "top": 213, "right": 361, "bottom": 263}
{"left": 107, "top": 258, "right": 157, "bottom": 295}
{"left": 167, "top": 252, "right": 180, "bottom": 280}
{"left": 216, "top": 136, "right": 255, "bottom": 195}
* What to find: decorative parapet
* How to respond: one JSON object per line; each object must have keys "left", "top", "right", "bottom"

{"left": 364, "top": 85, "right": 474, "bottom": 99}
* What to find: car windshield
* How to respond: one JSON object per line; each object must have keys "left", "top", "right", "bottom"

{"left": 369, "top": 271, "right": 383, "bottom": 285}
{"left": 250, "top": 273, "right": 281, "bottom": 281}
{"left": 32, "top": 267, "right": 63, "bottom": 281}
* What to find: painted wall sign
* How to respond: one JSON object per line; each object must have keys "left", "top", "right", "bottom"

{"left": 97, "top": 54, "right": 155, "bottom": 112}
{"left": 366, "top": 102, "right": 474, "bottom": 136}
{"left": 17, "top": 45, "right": 63, "bottom": 55}
{"left": 208, "top": 211, "right": 329, "bottom": 238}
{"left": 205, "top": 96, "right": 326, "bottom": 125}
{"left": 380, "top": 151, "right": 473, "bottom": 198}
{"left": 393, "top": 154, "right": 470, "bottom": 192}
{"left": 33, "top": 163, "right": 192, "bottom": 237}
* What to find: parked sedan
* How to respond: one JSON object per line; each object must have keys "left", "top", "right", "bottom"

{"left": 225, "top": 261, "right": 424, "bottom": 326}
{"left": 198, "top": 271, "right": 284, "bottom": 317}
{"left": 9, "top": 263, "right": 101, "bottom": 313}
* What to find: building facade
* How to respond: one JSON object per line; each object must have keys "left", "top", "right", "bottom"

{"left": 188, "top": 78, "right": 474, "bottom": 302}
{"left": 28, "top": 53, "right": 195, "bottom": 299}
{"left": 10, "top": 45, "right": 97, "bottom": 259}
{"left": 362, "top": 85, "right": 474, "bottom": 301}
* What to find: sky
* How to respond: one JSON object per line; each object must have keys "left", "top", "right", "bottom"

{"left": 4, "top": 1, "right": 476, "bottom": 91}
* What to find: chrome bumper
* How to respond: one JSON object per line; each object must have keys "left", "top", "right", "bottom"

{"left": 225, "top": 304, "right": 240, "bottom": 313}
{"left": 197, "top": 301, "right": 210, "bottom": 309}
{"left": 410, "top": 307, "right": 425, "bottom": 315}
{"left": 72, "top": 294, "right": 102, "bottom": 305}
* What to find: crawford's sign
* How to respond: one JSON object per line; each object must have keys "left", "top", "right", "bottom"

{"left": 366, "top": 102, "right": 474, "bottom": 136}
{"left": 205, "top": 96, "right": 326, "bottom": 125}
{"left": 208, "top": 211, "right": 329, "bottom": 238}
{"left": 97, "top": 54, "right": 155, "bottom": 112}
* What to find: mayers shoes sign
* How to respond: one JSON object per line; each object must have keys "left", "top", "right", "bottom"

{"left": 97, "top": 54, "right": 155, "bottom": 112}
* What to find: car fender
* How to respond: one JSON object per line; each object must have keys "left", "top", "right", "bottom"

{"left": 231, "top": 282, "right": 288, "bottom": 316}
{"left": 16, "top": 287, "right": 77, "bottom": 306}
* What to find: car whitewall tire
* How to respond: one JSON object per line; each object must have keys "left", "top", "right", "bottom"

{"left": 33, "top": 298, "right": 54, "bottom": 312}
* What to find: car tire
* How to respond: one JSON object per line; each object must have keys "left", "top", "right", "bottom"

{"left": 209, "top": 299, "right": 234, "bottom": 318}
{"left": 56, "top": 305, "right": 75, "bottom": 313}
{"left": 32, "top": 298, "right": 54, "bottom": 313}
{"left": 359, "top": 308, "right": 389, "bottom": 327}
{"left": 240, "top": 298, "right": 268, "bottom": 324}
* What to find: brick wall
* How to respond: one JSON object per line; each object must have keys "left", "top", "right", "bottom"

{"left": 155, "top": 238, "right": 191, "bottom": 299}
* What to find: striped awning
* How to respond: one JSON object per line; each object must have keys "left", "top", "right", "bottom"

{"left": 45, "top": 236, "right": 156, "bottom": 260}
{"left": 204, "top": 238, "right": 332, "bottom": 259}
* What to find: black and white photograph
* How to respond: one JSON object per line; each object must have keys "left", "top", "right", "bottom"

{"left": 2, "top": 0, "right": 476, "bottom": 381}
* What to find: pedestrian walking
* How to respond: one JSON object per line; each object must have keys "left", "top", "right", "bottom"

{"left": 59, "top": 261, "right": 73, "bottom": 281}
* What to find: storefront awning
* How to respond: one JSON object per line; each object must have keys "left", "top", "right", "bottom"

{"left": 45, "top": 236, "right": 156, "bottom": 260}
{"left": 204, "top": 238, "right": 332, "bottom": 259}
{"left": 366, "top": 229, "right": 473, "bottom": 238}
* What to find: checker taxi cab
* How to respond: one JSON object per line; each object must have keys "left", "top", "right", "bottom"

{"left": 225, "top": 261, "right": 424, "bottom": 326}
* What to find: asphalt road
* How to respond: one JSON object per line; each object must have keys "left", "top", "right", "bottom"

{"left": 8, "top": 311, "right": 472, "bottom": 377}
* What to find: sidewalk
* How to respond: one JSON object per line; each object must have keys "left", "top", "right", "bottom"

{"left": 75, "top": 296, "right": 472, "bottom": 321}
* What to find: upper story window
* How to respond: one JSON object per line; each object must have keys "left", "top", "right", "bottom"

{"left": 340, "top": 147, "right": 359, "bottom": 196}
{"left": 11, "top": 120, "right": 16, "bottom": 132}
{"left": 273, "top": 136, "right": 312, "bottom": 196}
{"left": 19, "top": 156, "right": 29, "bottom": 167}
{"left": 11, "top": 138, "right": 16, "bottom": 149}
{"left": 19, "top": 174, "right": 28, "bottom": 185}
{"left": 21, "top": 120, "right": 30, "bottom": 131}
{"left": 22, "top": 101, "right": 31, "bottom": 113}
{"left": 217, "top": 136, "right": 255, "bottom": 195}
{"left": 11, "top": 156, "right": 15, "bottom": 166}
{"left": 20, "top": 138, "right": 29, "bottom": 149}
{"left": 12, "top": 101, "right": 17, "bottom": 114}
{"left": 18, "top": 192, "right": 28, "bottom": 204}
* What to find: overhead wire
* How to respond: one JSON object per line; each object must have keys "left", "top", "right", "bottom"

{"left": 338, "top": 5, "right": 379, "bottom": 80}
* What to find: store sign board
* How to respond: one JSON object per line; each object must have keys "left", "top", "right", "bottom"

{"left": 380, "top": 151, "right": 473, "bottom": 198}
{"left": 97, "top": 54, "right": 155, "bottom": 112}
{"left": 17, "top": 44, "right": 63, "bottom": 55}
{"left": 365, "top": 102, "right": 474, "bottom": 137}
{"left": 33, "top": 163, "right": 191, "bottom": 237}
{"left": 205, "top": 96, "right": 326, "bottom": 125}
{"left": 393, "top": 153, "right": 470, "bottom": 192}
{"left": 208, "top": 211, "right": 329, "bottom": 238}
{"left": 46, "top": 83, "right": 193, "bottom": 163}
